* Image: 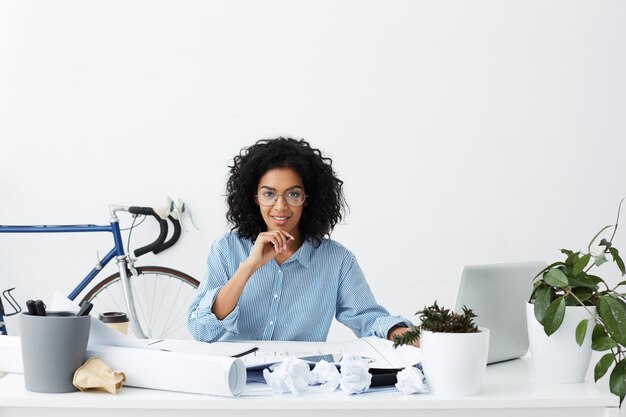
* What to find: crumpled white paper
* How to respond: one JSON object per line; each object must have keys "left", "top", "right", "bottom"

{"left": 339, "top": 352, "right": 372, "bottom": 395}
{"left": 308, "top": 360, "right": 340, "bottom": 392}
{"left": 395, "top": 364, "right": 429, "bottom": 395}
{"left": 263, "top": 357, "right": 311, "bottom": 395}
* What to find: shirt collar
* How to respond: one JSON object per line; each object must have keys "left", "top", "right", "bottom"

{"left": 290, "top": 238, "right": 313, "bottom": 268}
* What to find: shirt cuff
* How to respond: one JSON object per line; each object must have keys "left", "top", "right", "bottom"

{"left": 371, "top": 315, "right": 413, "bottom": 340}
{"left": 195, "top": 287, "right": 240, "bottom": 333}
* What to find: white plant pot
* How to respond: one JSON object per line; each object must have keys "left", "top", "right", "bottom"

{"left": 420, "top": 327, "right": 489, "bottom": 396}
{"left": 526, "top": 302, "right": 596, "bottom": 383}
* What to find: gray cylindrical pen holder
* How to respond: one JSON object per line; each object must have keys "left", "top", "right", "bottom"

{"left": 20, "top": 312, "right": 91, "bottom": 393}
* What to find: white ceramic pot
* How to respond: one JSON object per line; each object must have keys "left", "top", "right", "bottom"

{"left": 420, "top": 327, "right": 490, "bottom": 396}
{"left": 526, "top": 302, "right": 596, "bottom": 383}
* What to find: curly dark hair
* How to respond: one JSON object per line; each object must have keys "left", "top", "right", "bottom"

{"left": 226, "top": 138, "right": 346, "bottom": 246}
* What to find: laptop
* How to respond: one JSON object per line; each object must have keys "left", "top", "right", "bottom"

{"left": 453, "top": 261, "right": 547, "bottom": 364}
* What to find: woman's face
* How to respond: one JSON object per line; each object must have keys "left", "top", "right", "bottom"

{"left": 255, "top": 167, "right": 305, "bottom": 239}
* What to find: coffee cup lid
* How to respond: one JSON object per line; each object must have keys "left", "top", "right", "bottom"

{"left": 99, "top": 312, "right": 129, "bottom": 323}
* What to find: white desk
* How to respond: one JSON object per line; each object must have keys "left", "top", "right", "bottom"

{"left": 0, "top": 357, "right": 619, "bottom": 417}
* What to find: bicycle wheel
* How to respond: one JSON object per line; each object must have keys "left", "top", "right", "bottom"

{"left": 81, "top": 266, "right": 200, "bottom": 340}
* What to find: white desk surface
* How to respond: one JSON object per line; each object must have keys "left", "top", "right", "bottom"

{"left": 0, "top": 357, "right": 619, "bottom": 417}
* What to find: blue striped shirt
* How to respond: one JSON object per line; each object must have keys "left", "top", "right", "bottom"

{"left": 187, "top": 232, "right": 411, "bottom": 342}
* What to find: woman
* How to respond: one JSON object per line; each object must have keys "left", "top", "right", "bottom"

{"left": 187, "top": 138, "right": 412, "bottom": 343}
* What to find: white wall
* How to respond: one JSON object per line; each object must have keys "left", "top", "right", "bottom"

{"left": 1, "top": 0, "right": 625, "bottom": 343}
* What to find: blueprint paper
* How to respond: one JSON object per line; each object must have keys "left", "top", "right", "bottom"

{"left": 87, "top": 345, "right": 246, "bottom": 396}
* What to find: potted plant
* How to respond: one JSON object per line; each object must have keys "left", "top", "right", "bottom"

{"left": 529, "top": 199, "right": 626, "bottom": 404}
{"left": 393, "top": 302, "right": 489, "bottom": 396}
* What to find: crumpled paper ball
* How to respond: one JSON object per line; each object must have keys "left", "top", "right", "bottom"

{"left": 339, "top": 352, "right": 371, "bottom": 395}
{"left": 73, "top": 357, "right": 126, "bottom": 394}
{"left": 263, "top": 356, "right": 311, "bottom": 395}
{"left": 308, "top": 360, "right": 340, "bottom": 392}
{"left": 395, "top": 363, "right": 429, "bottom": 395}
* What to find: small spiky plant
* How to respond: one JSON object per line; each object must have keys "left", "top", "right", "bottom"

{"left": 393, "top": 302, "right": 479, "bottom": 348}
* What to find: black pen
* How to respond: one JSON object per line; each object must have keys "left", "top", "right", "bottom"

{"left": 26, "top": 300, "right": 37, "bottom": 315}
{"left": 33, "top": 300, "right": 46, "bottom": 316}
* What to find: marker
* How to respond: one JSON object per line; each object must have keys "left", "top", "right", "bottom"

{"left": 26, "top": 300, "right": 37, "bottom": 315}
{"left": 77, "top": 301, "right": 93, "bottom": 317}
{"left": 33, "top": 300, "right": 46, "bottom": 316}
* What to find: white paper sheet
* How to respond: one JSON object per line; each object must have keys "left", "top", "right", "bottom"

{"left": 147, "top": 338, "right": 257, "bottom": 357}
{"left": 239, "top": 337, "right": 421, "bottom": 370}
{"left": 0, "top": 336, "right": 22, "bottom": 373}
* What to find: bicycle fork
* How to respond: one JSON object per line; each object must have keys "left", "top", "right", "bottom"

{"left": 116, "top": 256, "right": 148, "bottom": 339}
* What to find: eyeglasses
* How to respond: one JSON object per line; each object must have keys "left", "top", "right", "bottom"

{"left": 255, "top": 189, "right": 307, "bottom": 207}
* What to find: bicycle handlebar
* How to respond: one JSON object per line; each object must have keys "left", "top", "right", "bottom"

{"left": 153, "top": 215, "right": 181, "bottom": 254}
{"left": 128, "top": 206, "right": 169, "bottom": 257}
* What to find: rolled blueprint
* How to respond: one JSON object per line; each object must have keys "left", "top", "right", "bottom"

{"left": 86, "top": 345, "right": 246, "bottom": 397}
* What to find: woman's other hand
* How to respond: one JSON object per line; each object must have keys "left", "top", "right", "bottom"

{"left": 388, "top": 326, "right": 420, "bottom": 348}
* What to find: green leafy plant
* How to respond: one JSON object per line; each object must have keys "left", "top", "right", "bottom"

{"left": 529, "top": 199, "right": 626, "bottom": 403}
{"left": 392, "top": 302, "right": 479, "bottom": 348}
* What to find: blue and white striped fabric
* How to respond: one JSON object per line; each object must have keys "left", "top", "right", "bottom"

{"left": 187, "top": 232, "right": 412, "bottom": 342}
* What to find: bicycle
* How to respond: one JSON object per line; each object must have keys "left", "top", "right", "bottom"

{"left": 0, "top": 202, "right": 200, "bottom": 340}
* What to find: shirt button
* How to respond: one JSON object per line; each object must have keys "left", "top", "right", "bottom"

{"left": 274, "top": 294, "right": 278, "bottom": 298}
{"left": 269, "top": 321, "right": 274, "bottom": 325}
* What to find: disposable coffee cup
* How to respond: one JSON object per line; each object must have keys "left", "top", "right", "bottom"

{"left": 99, "top": 312, "right": 129, "bottom": 334}
{"left": 20, "top": 311, "right": 91, "bottom": 393}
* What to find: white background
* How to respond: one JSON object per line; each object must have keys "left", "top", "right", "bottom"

{"left": 1, "top": 1, "right": 625, "bottom": 348}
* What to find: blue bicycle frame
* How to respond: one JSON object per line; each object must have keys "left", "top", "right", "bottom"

{"left": 0, "top": 222, "right": 124, "bottom": 301}
{"left": 0, "top": 207, "right": 148, "bottom": 338}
